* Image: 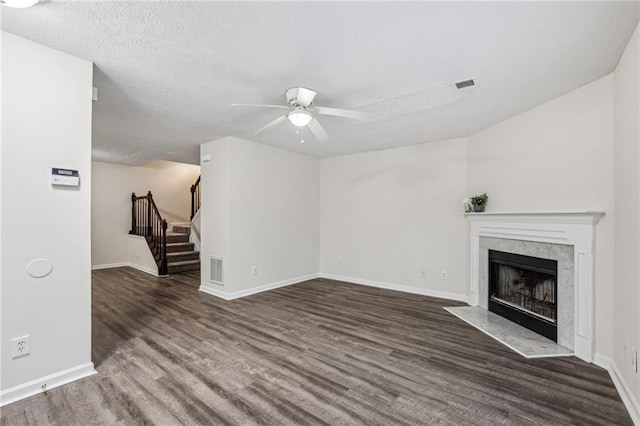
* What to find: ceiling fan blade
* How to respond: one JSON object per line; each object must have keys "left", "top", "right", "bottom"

{"left": 255, "top": 114, "right": 288, "bottom": 134}
{"left": 314, "top": 106, "right": 368, "bottom": 121}
{"left": 307, "top": 118, "right": 329, "bottom": 141}
{"left": 231, "top": 103, "right": 289, "bottom": 109}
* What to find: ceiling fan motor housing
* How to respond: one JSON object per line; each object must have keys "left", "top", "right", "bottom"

{"left": 286, "top": 87, "right": 317, "bottom": 107}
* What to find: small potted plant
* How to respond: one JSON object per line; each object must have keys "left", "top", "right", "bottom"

{"left": 470, "top": 193, "right": 488, "bottom": 212}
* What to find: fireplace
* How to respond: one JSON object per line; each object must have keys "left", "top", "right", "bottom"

{"left": 467, "top": 212, "right": 604, "bottom": 361}
{"left": 488, "top": 250, "right": 558, "bottom": 341}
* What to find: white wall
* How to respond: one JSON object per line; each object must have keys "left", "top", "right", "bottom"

{"left": 228, "top": 138, "right": 320, "bottom": 292}
{"left": 1, "top": 33, "right": 93, "bottom": 391}
{"left": 91, "top": 161, "right": 132, "bottom": 267}
{"left": 200, "top": 138, "right": 232, "bottom": 287}
{"left": 200, "top": 137, "right": 319, "bottom": 297}
{"left": 613, "top": 22, "right": 640, "bottom": 408}
{"left": 319, "top": 138, "right": 469, "bottom": 299}
{"left": 91, "top": 160, "right": 200, "bottom": 267}
{"left": 127, "top": 235, "right": 161, "bottom": 276}
{"left": 467, "top": 74, "right": 615, "bottom": 358}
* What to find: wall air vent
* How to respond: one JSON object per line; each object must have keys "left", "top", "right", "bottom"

{"left": 210, "top": 256, "right": 224, "bottom": 285}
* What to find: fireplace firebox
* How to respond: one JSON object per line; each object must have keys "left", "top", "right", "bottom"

{"left": 488, "top": 250, "right": 558, "bottom": 341}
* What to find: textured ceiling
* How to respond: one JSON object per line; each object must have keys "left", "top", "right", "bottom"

{"left": 2, "top": 1, "right": 639, "bottom": 165}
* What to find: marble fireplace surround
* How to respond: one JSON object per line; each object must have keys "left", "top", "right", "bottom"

{"left": 465, "top": 212, "right": 605, "bottom": 362}
{"left": 479, "top": 237, "right": 574, "bottom": 350}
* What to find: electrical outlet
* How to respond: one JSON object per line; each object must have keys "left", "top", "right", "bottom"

{"left": 338, "top": 259, "right": 344, "bottom": 268}
{"left": 420, "top": 269, "right": 427, "bottom": 278}
{"left": 251, "top": 266, "right": 258, "bottom": 275}
{"left": 12, "top": 335, "right": 30, "bottom": 358}
{"left": 441, "top": 270, "right": 448, "bottom": 280}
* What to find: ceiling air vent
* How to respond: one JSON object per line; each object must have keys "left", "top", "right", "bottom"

{"left": 453, "top": 78, "right": 480, "bottom": 96}
{"left": 210, "top": 256, "right": 224, "bottom": 285}
{"left": 455, "top": 79, "right": 475, "bottom": 90}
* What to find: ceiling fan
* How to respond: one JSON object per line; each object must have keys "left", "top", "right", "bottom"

{"left": 232, "top": 87, "right": 368, "bottom": 142}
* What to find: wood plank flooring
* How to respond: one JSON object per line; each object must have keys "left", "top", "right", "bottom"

{"left": 1, "top": 267, "right": 632, "bottom": 425}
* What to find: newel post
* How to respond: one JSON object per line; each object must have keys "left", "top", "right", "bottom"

{"left": 160, "top": 219, "right": 168, "bottom": 276}
{"left": 130, "top": 192, "right": 137, "bottom": 234}
{"left": 190, "top": 184, "right": 196, "bottom": 220}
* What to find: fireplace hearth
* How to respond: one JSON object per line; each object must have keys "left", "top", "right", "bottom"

{"left": 488, "top": 250, "right": 558, "bottom": 342}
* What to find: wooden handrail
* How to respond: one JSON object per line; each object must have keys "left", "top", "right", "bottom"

{"left": 130, "top": 191, "right": 168, "bottom": 275}
{"left": 190, "top": 175, "right": 201, "bottom": 220}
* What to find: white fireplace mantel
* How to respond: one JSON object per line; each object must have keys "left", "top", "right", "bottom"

{"left": 465, "top": 211, "right": 605, "bottom": 362}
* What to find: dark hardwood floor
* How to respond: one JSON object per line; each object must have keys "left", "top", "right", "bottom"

{"left": 1, "top": 267, "right": 632, "bottom": 425}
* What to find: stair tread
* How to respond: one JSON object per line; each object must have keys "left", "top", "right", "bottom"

{"left": 166, "top": 232, "right": 189, "bottom": 236}
{"left": 165, "top": 241, "right": 195, "bottom": 253}
{"left": 166, "top": 233, "right": 190, "bottom": 243}
{"left": 167, "top": 259, "right": 200, "bottom": 266}
{"left": 167, "top": 251, "right": 199, "bottom": 257}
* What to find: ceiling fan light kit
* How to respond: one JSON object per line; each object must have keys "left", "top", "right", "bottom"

{"left": 233, "top": 87, "right": 368, "bottom": 142}
{"left": 288, "top": 110, "right": 312, "bottom": 127}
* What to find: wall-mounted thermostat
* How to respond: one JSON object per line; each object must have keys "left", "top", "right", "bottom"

{"left": 51, "top": 168, "right": 79, "bottom": 186}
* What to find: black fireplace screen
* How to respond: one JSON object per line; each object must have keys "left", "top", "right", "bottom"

{"left": 493, "top": 264, "right": 556, "bottom": 321}
{"left": 489, "top": 250, "right": 558, "bottom": 341}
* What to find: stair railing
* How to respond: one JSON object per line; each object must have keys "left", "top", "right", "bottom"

{"left": 190, "top": 175, "right": 201, "bottom": 220}
{"left": 130, "top": 191, "right": 168, "bottom": 275}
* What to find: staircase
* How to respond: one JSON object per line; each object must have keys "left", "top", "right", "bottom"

{"left": 130, "top": 191, "right": 200, "bottom": 276}
{"left": 166, "top": 224, "right": 200, "bottom": 273}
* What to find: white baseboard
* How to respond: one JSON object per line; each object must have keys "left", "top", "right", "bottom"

{"left": 594, "top": 353, "right": 640, "bottom": 425}
{"left": 199, "top": 273, "right": 320, "bottom": 300}
{"left": 0, "top": 362, "right": 95, "bottom": 407}
{"left": 127, "top": 262, "right": 160, "bottom": 277}
{"left": 319, "top": 273, "right": 469, "bottom": 303}
{"left": 91, "top": 262, "right": 159, "bottom": 277}
{"left": 91, "top": 262, "right": 128, "bottom": 270}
